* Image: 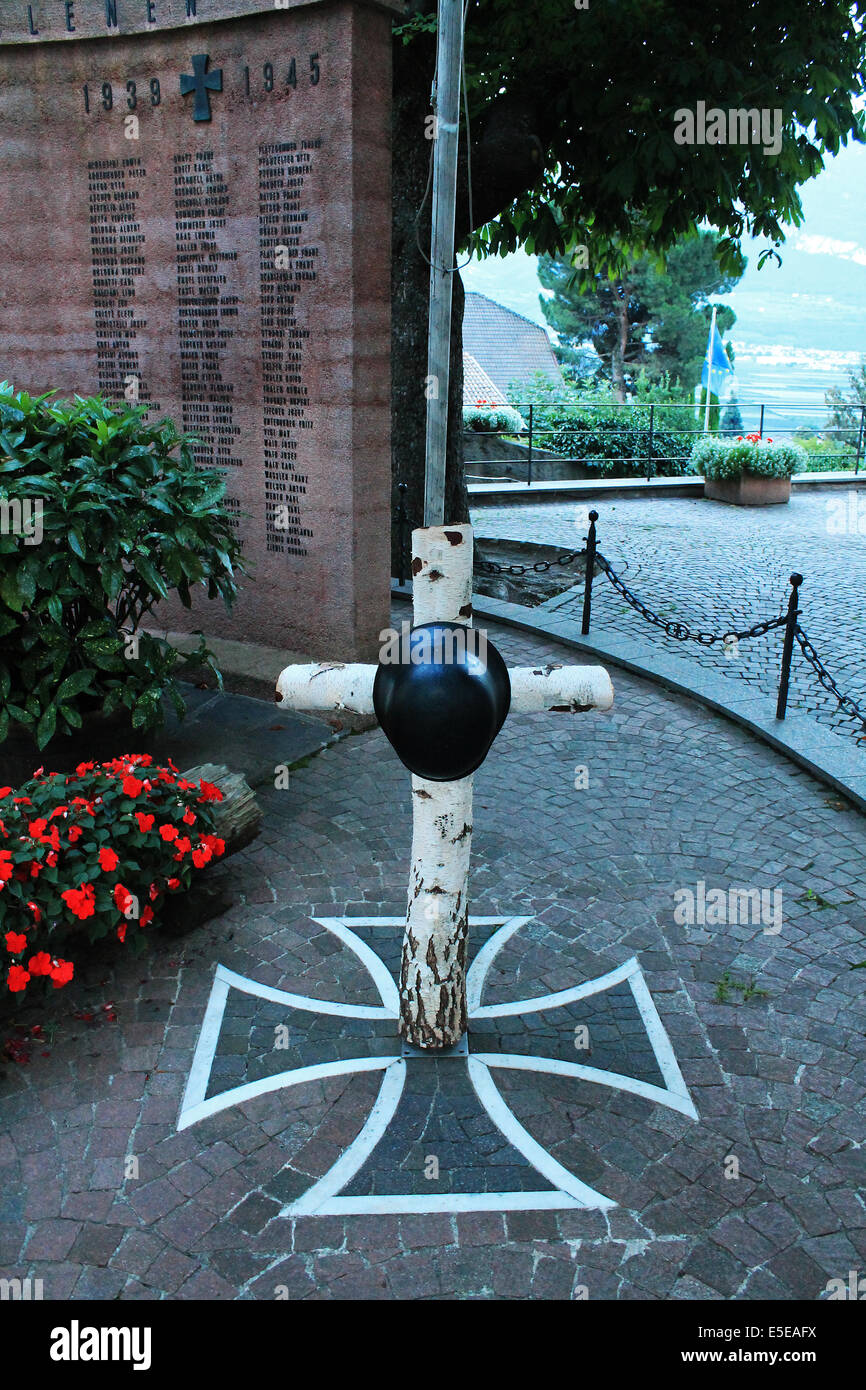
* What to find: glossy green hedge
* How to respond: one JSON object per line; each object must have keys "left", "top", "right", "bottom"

{"left": 0, "top": 384, "right": 244, "bottom": 748}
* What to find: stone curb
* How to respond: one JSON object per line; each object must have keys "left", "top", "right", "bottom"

{"left": 392, "top": 580, "right": 866, "bottom": 815}
{"left": 468, "top": 471, "right": 866, "bottom": 506}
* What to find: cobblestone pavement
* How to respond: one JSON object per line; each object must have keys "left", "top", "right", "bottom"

{"left": 1, "top": 619, "right": 865, "bottom": 1300}
{"left": 472, "top": 488, "right": 866, "bottom": 745}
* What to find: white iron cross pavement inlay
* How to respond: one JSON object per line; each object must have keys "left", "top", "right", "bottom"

{"left": 177, "top": 914, "right": 698, "bottom": 1215}
{"left": 275, "top": 523, "right": 615, "bottom": 1049}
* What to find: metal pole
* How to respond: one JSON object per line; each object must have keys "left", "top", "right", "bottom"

{"left": 776, "top": 573, "right": 803, "bottom": 721}
{"left": 855, "top": 405, "right": 865, "bottom": 476}
{"left": 527, "top": 404, "right": 533, "bottom": 487}
{"left": 759, "top": 404, "right": 765, "bottom": 440}
{"left": 397, "top": 481, "right": 409, "bottom": 586}
{"left": 646, "top": 402, "right": 654, "bottom": 481}
{"left": 422, "top": 0, "right": 465, "bottom": 527}
{"left": 703, "top": 305, "right": 717, "bottom": 434}
{"left": 581, "top": 510, "right": 598, "bottom": 636}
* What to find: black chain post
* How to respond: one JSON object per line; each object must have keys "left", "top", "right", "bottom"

{"left": 581, "top": 510, "right": 598, "bottom": 636}
{"left": 527, "top": 404, "right": 534, "bottom": 487}
{"left": 396, "top": 482, "right": 409, "bottom": 586}
{"left": 776, "top": 573, "right": 803, "bottom": 721}
{"left": 646, "top": 404, "right": 654, "bottom": 482}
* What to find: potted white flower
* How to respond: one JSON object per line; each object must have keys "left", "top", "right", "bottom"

{"left": 690, "top": 432, "right": 805, "bottom": 506}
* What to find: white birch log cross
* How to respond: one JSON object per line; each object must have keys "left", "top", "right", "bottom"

{"left": 276, "top": 524, "right": 614, "bottom": 1049}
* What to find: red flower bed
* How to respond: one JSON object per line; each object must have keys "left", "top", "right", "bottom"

{"left": 0, "top": 754, "right": 225, "bottom": 999}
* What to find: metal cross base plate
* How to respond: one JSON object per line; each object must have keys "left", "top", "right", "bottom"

{"left": 178, "top": 916, "right": 698, "bottom": 1216}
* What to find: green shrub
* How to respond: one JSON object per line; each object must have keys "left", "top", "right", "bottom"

{"left": 508, "top": 374, "right": 698, "bottom": 476}
{"left": 0, "top": 384, "right": 243, "bottom": 748}
{"left": 690, "top": 432, "right": 806, "bottom": 481}
{"left": 462, "top": 403, "right": 526, "bottom": 434}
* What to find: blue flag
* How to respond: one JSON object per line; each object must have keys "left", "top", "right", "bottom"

{"left": 701, "top": 322, "right": 734, "bottom": 396}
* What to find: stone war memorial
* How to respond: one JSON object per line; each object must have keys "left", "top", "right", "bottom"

{"left": 0, "top": 0, "right": 397, "bottom": 658}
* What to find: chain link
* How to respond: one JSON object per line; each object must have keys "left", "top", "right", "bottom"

{"left": 474, "top": 547, "right": 586, "bottom": 577}
{"left": 794, "top": 626, "right": 866, "bottom": 729}
{"left": 594, "top": 553, "right": 788, "bottom": 647}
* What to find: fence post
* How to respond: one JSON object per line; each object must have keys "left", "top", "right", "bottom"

{"left": 855, "top": 406, "right": 865, "bottom": 476}
{"left": 758, "top": 404, "right": 765, "bottom": 440}
{"left": 396, "top": 481, "right": 409, "bottom": 586}
{"left": 646, "top": 403, "right": 654, "bottom": 481}
{"left": 527, "top": 404, "right": 534, "bottom": 487}
{"left": 776, "top": 572, "right": 803, "bottom": 721}
{"left": 581, "top": 510, "right": 599, "bottom": 636}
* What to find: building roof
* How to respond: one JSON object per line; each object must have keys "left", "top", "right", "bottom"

{"left": 463, "top": 293, "right": 563, "bottom": 402}
{"left": 463, "top": 353, "right": 505, "bottom": 407}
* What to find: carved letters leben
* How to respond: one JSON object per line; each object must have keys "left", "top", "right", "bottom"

{"left": 0, "top": 1, "right": 396, "bottom": 657}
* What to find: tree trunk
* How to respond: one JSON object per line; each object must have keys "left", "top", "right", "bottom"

{"left": 160, "top": 763, "right": 261, "bottom": 933}
{"left": 179, "top": 763, "right": 262, "bottom": 857}
{"left": 399, "top": 524, "right": 473, "bottom": 1048}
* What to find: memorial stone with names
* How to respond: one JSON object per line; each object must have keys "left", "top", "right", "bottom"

{"left": 0, "top": 0, "right": 400, "bottom": 657}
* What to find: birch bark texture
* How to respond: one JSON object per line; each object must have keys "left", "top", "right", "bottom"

{"left": 399, "top": 523, "right": 475, "bottom": 1047}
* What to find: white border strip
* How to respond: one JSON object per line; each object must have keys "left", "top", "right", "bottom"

{"left": 466, "top": 916, "right": 533, "bottom": 1013}
{"left": 627, "top": 967, "right": 697, "bottom": 1117}
{"left": 288, "top": 1059, "right": 407, "bottom": 1215}
{"left": 468, "top": 1057, "right": 616, "bottom": 1208}
{"left": 471, "top": 956, "right": 638, "bottom": 1019}
{"left": 474, "top": 1053, "right": 698, "bottom": 1120}
{"left": 177, "top": 969, "right": 230, "bottom": 1127}
{"left": 216, "top": 963, "right": 389, "bottom": 1019}
{"left": 312, "top": 918, "right": 401, "bottom": 1014}
{"left": 315, "top": 1192, "right": 586, "bottom": 1214}
{"left": 179, "top": 1056, "right": 395, "bottom": 1131}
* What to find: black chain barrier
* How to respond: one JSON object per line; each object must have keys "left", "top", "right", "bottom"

{"left": 396, "top": 503, "right": 866, "bottom": 737}
{"left": 473, "top": 547, "right": 586, "bottom": 577}
{"left": 794, "top": 626, "right": 866, "bottom": 731}
{"left": 594, "top": 552, "right": 788, "bottom": 647}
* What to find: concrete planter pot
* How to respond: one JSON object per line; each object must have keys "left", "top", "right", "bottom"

{"left": 704, "top": 472, "right": 792, "bottom": 506}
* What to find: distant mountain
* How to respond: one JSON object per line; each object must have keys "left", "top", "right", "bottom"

{"left": 462, "top": 138, "right": 866, "bottom": 427}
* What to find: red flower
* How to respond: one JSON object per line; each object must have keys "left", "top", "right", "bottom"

{"left": 26, "top": 902, "right": 42, "bottom": 924}
{"left": 50, "top": 959, "right": 74, "bottom": 988}
{"left": 136, "top": 812, "right": 155, "bottom": 833}
{"left": 98, "top": 847, "right": 119, "bottom": 872}
{"left": 182, "top": 809, "right": 197, "bottom": 826}
{"left": 201, "top": 834, "right": 226, "bottom": 859}
{"left": 173, "top": 836, "right": 192, "bottom": 859}
{"left": 140, "top": 906, "right": 154, "bottom": 927}
{"left": 61, "top": 883, "right": 96, "bottom": 920}
{"left": 114, "top": 883, "right": 134, "bottom": 915}
{"left": 68, "top": 825, "right": 84, "bottom": 844}
{"left": 0, "top": 857, "right": 13, "bottom": 886}
{"left": 192, "top": 847, "right": 212, "bottom": 869}
{"left": 149, "top": 881, "right": 159, "bottom": 902}
{"left": 117, "top": 922, "right": 127, "bottom": 943}
{"left": 122, "top": 776, "right": 144, "bottom": 798}
{"left": 7, "top": 964, "right": 30, "bottom": 993}
{"left": 198, "top": 779, "right": 224, "bottom": 803}
{"left": 5, "top": 932, "right": 27, "bottom": 955}
{"left": 159, "top": 824, "right": 178, "bottom": 842}
{"left": 167, "top": 877, "right": 181, "bottom": 891}
{"left": 0, "top": 787, "right": 11, "bottom": 799}
{"left": 28, "top": 817, "right": 48, "bottom": 839}
{"left": 28, "top": 951, "right": 53, "bottom": 976}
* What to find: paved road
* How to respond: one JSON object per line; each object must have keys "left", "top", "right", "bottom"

{"left": 472, "top": 488, "right": 866, "bottom": 745}
{"left": 2, "top": 621, "right": 864, "bottom": 1300}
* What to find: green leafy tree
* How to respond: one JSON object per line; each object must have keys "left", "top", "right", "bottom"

{"left": 538, "top": 231, "right": 743, "bottom": 400}
{"left": 825, "top": 358, "right": 866, "bottom": 447}
{"left": 391, "top": 0, "right": 866, "bottom": 547}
